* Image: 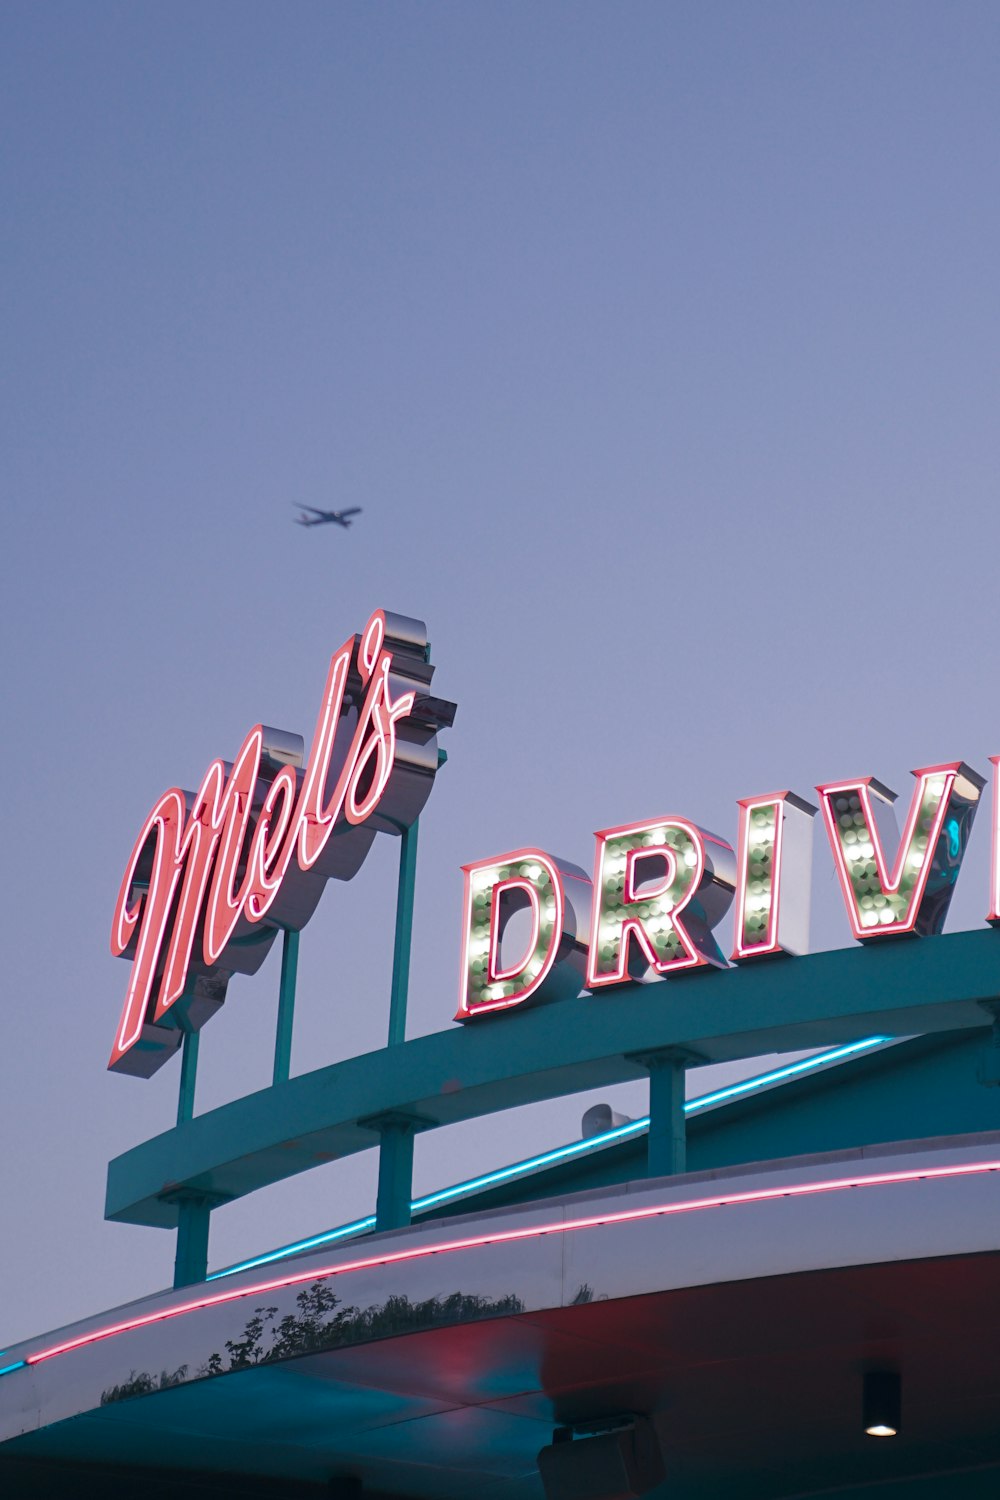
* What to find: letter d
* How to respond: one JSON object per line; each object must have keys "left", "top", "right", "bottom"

{"left": 456, "top": 849, "right": 591, "bottom": 1020}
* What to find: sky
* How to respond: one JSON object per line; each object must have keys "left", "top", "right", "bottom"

{"left": 2, "top": 1, "right": 1000, "bottom": 1348}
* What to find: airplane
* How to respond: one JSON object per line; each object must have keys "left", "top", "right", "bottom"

{"left": 293, "top": 506, "right": 362, "bottom": 529}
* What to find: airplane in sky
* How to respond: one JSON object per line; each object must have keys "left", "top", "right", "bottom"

{"left": 293, "top": 506, "right": 362, "bottom": 528}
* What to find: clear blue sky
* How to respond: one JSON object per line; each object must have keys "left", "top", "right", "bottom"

{"left": 3, "top": 1, "right": 1000, "bottom": 1346}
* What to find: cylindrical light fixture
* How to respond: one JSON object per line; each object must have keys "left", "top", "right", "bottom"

{"left": 863, "top": 1370, "right": 901, "bottom": 1437}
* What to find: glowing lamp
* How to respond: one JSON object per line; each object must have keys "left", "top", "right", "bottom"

{"left": 863, "top": 1370, "right": 901, "bottom": 1438}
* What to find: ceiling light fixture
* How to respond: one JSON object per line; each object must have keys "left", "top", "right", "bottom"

{"left": 863, "top": 1370, "right": 901, "bottom": 1438}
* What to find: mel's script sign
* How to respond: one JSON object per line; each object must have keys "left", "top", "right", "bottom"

{"left": 110, "top": 610, "right": 455, "bottom": 1076}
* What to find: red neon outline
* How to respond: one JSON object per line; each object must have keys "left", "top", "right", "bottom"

{"left": 586, "top": 817, "right": 708, "bottom": 989}
{"left": 360, "top": 611, "right": 385, "bottom": 679}
{"left": 202, "top": 730, "right": 266, "bottom": 967}
{"left": 344, "top": 659, "right": 416, "bottom": 825}
{"left": 988, "top": 756, "right": 1000, "bottom": 925}
{"left": 22, "top": 1157, "right": 1000, "bottom": 1369}
{"left": 294, "top": 645, "right": 356, "bottom": 870}
{"left": 244, "top": 765, "right": 299, "bottom": 923}
{"left": 817, "top": 765, "right": 961, "bottom": 942}
{"left": 110, "top": 791, "right": 188, "bottom": 1060}
{"left": 156, "top": 761, "right": 230, "bottom": 1018}
{"left": 625, "top": 843, "right": 676, "bottom": 906}
{"left": 455, "top": 849, "right": 565, "bottom": 1020}
{"left": 731, "top": 793, "right": 787, "bottom": 961}
{"left": 488, "top": 878, "right": 543, "bottom": 983}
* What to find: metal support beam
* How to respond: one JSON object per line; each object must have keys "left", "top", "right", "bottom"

{"left": 387, "top": 821, "right": 419, "bottom": 1047}
{"left": 977, "top": 1001, "right": 1000, "bottom": 1086}
{"left": 176, "top": 1026, "right": 200, "bottom": 1126}
{"left": 361, "top": 1111, "right": 435, "bottom": 1232}
{"left": 632, "top": 1048, "right": 705, "bottom": 1178}
{"left": 273, "top": 928, "right": 300, "bottom": 1085}
{"left": 108, "top": 928, "right": 1000, "bottom": 1231}
{"left": 376, "top": 1120, "right": 415, "bottom": 1232}
{"left": 172, "top": 1194, "right": 213, "bottom": 1287}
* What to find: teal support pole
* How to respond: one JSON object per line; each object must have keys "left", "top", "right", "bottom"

{"left": 361, "top": 1110, "right": 434, "bottom": 1233}
{"left": 633, "top": 1048, "right": 703, "bottom": 1178}
{"left": 273, "top": 928, "right": 300, "bottom": 1085}
{"left": 387, "top": 821, "right": 419, "bottom": 1047}
{"left": 648, "top": 1057, "right": 686, "bottom": 1177}
{"left": 369, "top": 812, "right": 426, "bottom": 1227}
{"left": 173, "top": 1012, "right": 207, "bottom": 1283}
{"left": 176, "top": 1026, "right": 200, "bottom": 1127}
{"left": 977, "top": 1003, "right": 1000, "bottom": 1086}
{"left": 172, "top": 1010, "right": 224, "bottom": 1284}
{"left": 375, "top": 1119, "right": 416, "bottom": 1231}
{"left": 173, "top": 1194, "right": 213, "bottom": 1287}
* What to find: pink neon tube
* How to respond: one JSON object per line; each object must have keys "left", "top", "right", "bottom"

{"left": 21, "top": 1157, "right": 1000, "bottom": 1369}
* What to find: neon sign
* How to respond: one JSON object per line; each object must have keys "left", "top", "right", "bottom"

{"left": 731, "top": 792, "right": 815, "bottom": 961}
{"left": 458, "top": 762, "right": 990, "bottom": 1021}
{"left": 455, "top": 850, "right": 591, "bottom": 1020}
{"left": 108, "top": 615, "right": 998, "bottom": 1048}
{"left": 587, "top": 817, "right": 734, "bottom": 987}
{"left": 816, "top": 763, "right": 983, "bottom": 940}
{"left": 110, "top": 610, "right": 455, "bottom": 1076}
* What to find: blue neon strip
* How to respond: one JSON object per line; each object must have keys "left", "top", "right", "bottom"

{"left": 208, "top": 1216, "right": 377, "bottom": 1279}
{"left": 410, "top": 1116, "right": 650, "bottom": 1213}
{"left": 683, "top": 1035, "right": 891, "bottom": 1112}
{"left": 209, "top": 1035, "right": 892, "bottom": 1281}
{"left": 409, "top": 1036, "right": 892, "bottom": 1211}
{"left": 0, "top": 1361, "right": 26, "bottom": 1378}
